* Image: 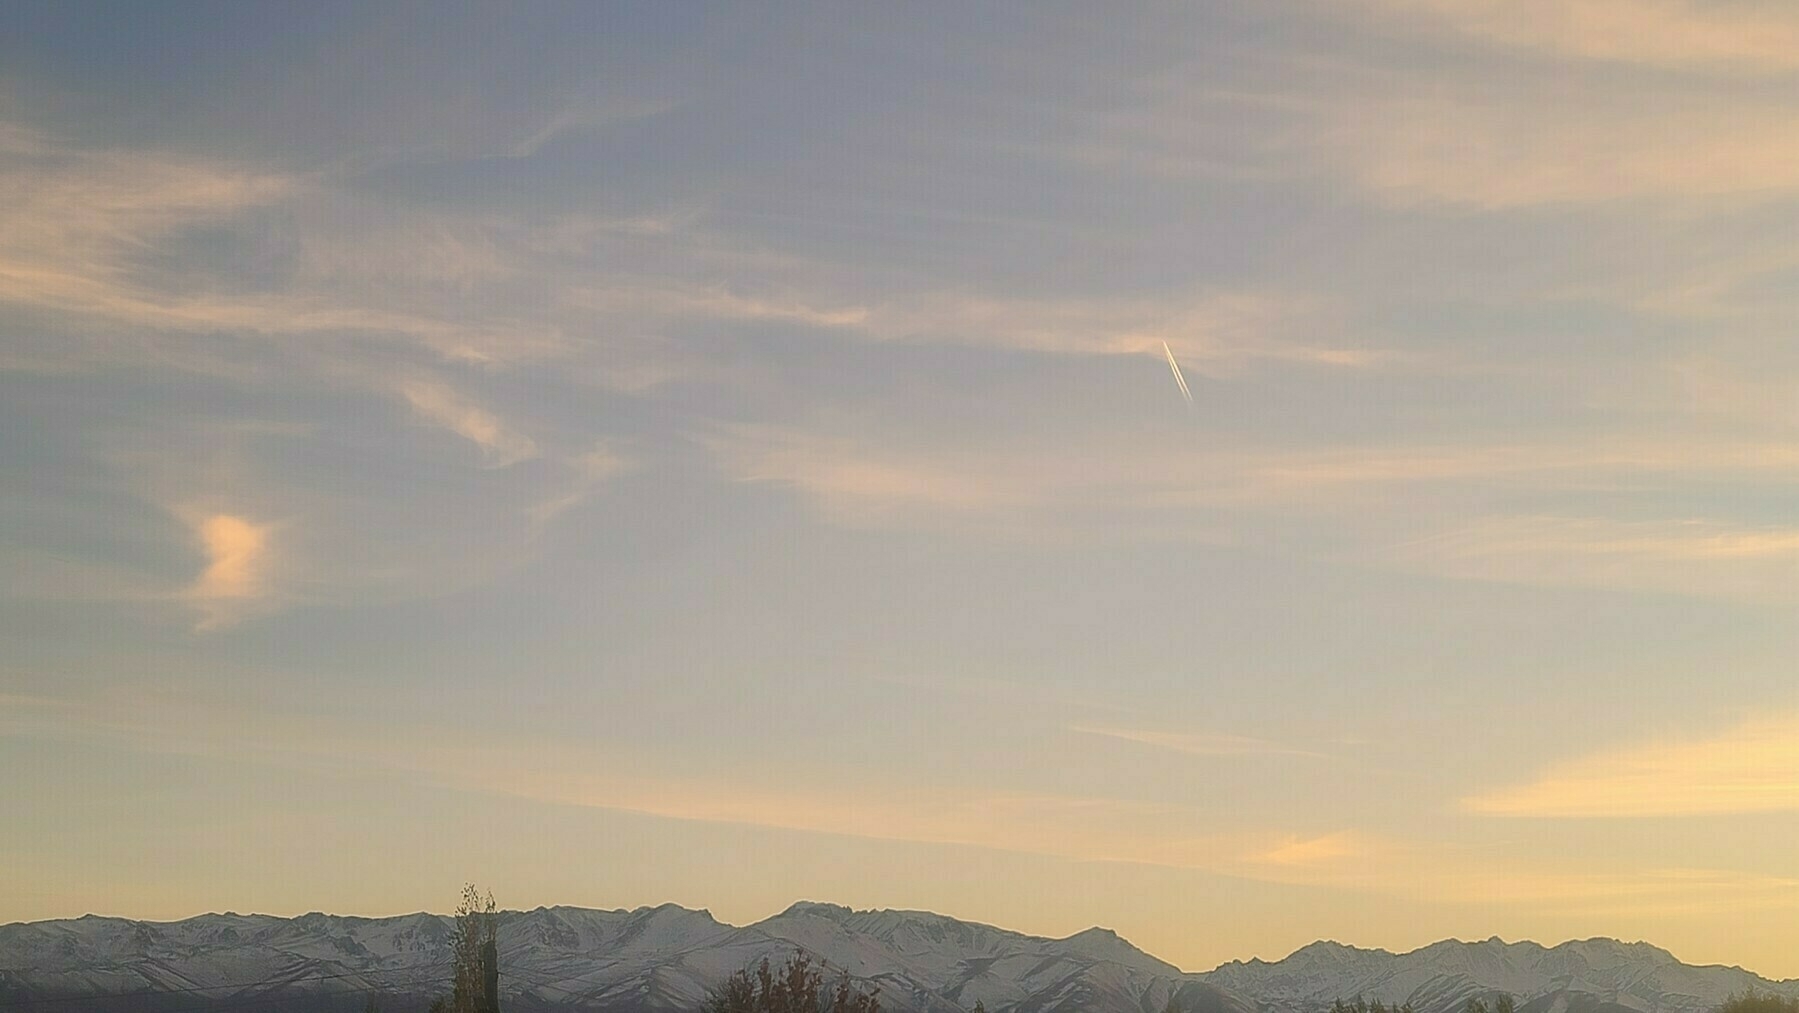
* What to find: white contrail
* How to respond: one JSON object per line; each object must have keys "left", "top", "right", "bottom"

{"left": 1162, "top": 341, "right": 1193, "bottom": 404}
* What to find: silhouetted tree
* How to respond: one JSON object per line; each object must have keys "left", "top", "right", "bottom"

{"left": 708, "top": 954, "right": 880, "bottom": 1013}
{"left": 827, "top": 969, "right": 880, "bottom": 1013}
{"left": 449, "top": 884, "right": 500, "bottom": 1013}
{"left": 1720, "top": 991, "right": 1799, "bottom": 1013}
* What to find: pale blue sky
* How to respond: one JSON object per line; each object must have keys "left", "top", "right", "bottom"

{"left": 4, "top": 0, "right": 1799, "bottom": 977}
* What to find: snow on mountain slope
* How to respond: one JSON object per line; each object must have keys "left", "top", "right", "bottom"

{"left": 748, "top": 901, "right": 1223, "bottom": 1013}
{"left": 3, "top": 906, "right": 1794, "bottom": 1013}
{"left": 1057, "top": 927, "right": 1184, "bottom": 979}
{"left": 0, "top": 903, "right": 1240, "bottom": 1013}
{"left": 1198, "top": 937, "right": 1799, "bottom": 1013}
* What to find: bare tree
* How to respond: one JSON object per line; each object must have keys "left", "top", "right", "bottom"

{"left": 1720, "top": 992, "right": 1799, "bottom": 1013}
{"left": 449, "top": 884, "right": 500, "bottom": 1013}
{"left": 707, "top": 953, "right": 879, "bottom": 1013}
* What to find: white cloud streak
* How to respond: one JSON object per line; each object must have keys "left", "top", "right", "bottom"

{"left": 1162, "top": 341, "right": 1194, "bottom": 404}
{"left": 398, "top": 378, "right": 538, "bottom": 466}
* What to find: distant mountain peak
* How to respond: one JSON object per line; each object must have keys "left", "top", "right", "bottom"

{"left": 779, "top": 900, "right": 856, "bottom": 919}
{"left": 1283, "top": 939, "right": 1390, "bottom": 962}
{"left": 1201, "top": 932, "right": 1795, "bottom": 1013}
{"left": 1058, "top": 924, "right": 1182, "bottom": 977}
{"left": 631, "top": 901, "right": 713, "bottom": 919}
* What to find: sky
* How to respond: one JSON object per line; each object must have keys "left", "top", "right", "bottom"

{"left": 4, "top": 0, "right": 1799, "bottom": 980}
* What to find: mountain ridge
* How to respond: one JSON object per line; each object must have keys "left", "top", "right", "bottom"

{"left": 2, "top": 904, "right": 1794, "bottom": 1013}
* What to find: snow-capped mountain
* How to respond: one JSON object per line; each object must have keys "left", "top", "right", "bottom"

{"left": 1, "top": 904, "right": 1792, "bottom": 1013}
{"left": 0, "top": 902, "right": 1247, "bottom": 1013}
{"left": 1198, "top": 937, "right": 1799, "bottom": 1013}
{"left": 752, "top": 902, "right": 1240, "bottom": 1013}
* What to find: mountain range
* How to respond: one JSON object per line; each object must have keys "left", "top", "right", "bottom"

{"left": 2, "top": 902, "right": 1793, "bottom": 1013}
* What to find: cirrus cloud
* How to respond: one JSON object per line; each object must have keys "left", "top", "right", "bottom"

{"left": 1464, "top": 713, "right": 1799, "bottom": 817}
{"left": 1372, "top": 0, "right": 1799, "bottom": 75}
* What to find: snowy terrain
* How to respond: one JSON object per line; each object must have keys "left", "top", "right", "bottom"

{"left": 1204, "top": 937, "right": 1798, "bottom": 1013}
{"left": 1, "top": 903, "right": 1792, "bottom": 1013}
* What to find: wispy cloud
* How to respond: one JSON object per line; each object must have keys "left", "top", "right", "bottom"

{"left": 1331, "top": 94, "right": 1799, "bottom": 207}
{"left": 0, "top": 118, "right": 573, "bottom": 365}
{"left": 185, "top": 513, "right": 274, "bottom": 631}
{"left": 862, "top": 290, "right": 1352, "bottom": 367}
{"left": 1074, "top": 725, "right": 1327, "bottom": 760}
{"left": 570, "top": 279, "right": 1369, "bottom": 368}
{"left": 1098, "top": 20, "right": 1799, "bottom": 208}
{"left": 0, "top": 126, "right": 295, "bottom": 325}
{"left": 0, "top": 121, "right": 664, "bottom": 626}
{"left": 504, "top": 96, "right": 678, "bottom": 159}
{"left": 1253, "top": 831, "right": 1367, "bottom": 867}
{"left": 398, "top": 378, "right": 538, "bottom": 466}
{"left": 711, "top": 421, "right": 1799, "bottom": 555}
{"left": 565, "top": 281, "right": 873, "bottom": 331}
{"left": 1372, "top": 0, "right": 1799, "bottom": 75}
{"left": 527, "top": 443, "right": 631, "bottom": 523}
{"left": 707, "top": 426, "right": 1011, "bottom": 527}
{"left": 1464, "top": 713, "right": 1799, "bottom": 817}
{"left": 0, "top": 685, "right": 1298, "bottom": 875}
{"left": 18, "top": 682, "right": 1799, "bottom": 918}
{"left": 1389, "top": 515, "right": 1799, "bottom": 601}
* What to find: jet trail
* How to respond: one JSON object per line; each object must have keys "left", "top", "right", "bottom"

{"left": 1162, "top": 341, "right": 1193, "bottom": 404}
